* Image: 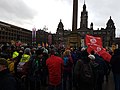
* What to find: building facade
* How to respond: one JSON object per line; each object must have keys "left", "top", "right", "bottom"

{"left": 78, "top": 3, "right": 115, "bottom": 48}
{"left": 56, "top": 3, "right": 116, "bottom": 48}
{"left": 0, "top": 2, "right": 119, "bottom": 48}
{"left": 0, "top": 21, "right": 53, "bottom": 47}
{"left": 36, "top": 29, "right": 49, "bottom": 46}
{"left": 54, "top": 20, "right": 71, "bottom": 48}
{"left": 0, "top": 21, "right": 32, "bottom": 45}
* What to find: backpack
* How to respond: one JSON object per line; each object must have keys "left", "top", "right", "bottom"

{"left": 94, "top": 55, "right": 108, "bottom": 76}
{"left": 17, "top": 54, "right": 30, "bottom": 73}
{"left": 7, "top": 57, "right": 18, "bottom": 74}
{"left": 17, "top": 62, "right": 26, "bottom": 73}
{"left": 63, "top": 56, "right": 69, "bottom": 67}
{"left": 79, "top": 60, "right": 94, "bottom": 84}
{"left": 7, "top": 60, "right": 15, "bottom": 74}
{"left": 31, "top": 56, "right": 44, "bottom": 77}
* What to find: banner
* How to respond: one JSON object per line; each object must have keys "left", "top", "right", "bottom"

{"left": 85, "top": 35, "right": 111, "bottom": 62}
{"left": 86, "top": 35, "right": 102, "bottom": 46}
{"left": 87, "top": 44, "right": 103, "bottom": 54}
{"left": 100, "top": 50, "right": 112, "bottom": 62}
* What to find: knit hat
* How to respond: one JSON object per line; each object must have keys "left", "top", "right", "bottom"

{"left": 24, "top": 48, "right": 31, "bottom": 53}
{"left": 88, "top": 54, "right": 95, "bottom": 60}
{"left": 0, "top": 58, "right": 8, "bottom": 67}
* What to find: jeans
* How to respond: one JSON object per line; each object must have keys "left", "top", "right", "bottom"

{"left": 63, "top": 71, "right": 72, "bottom": 90}
{"left": 113, "top": 73, "right": 120, "bottom": 90}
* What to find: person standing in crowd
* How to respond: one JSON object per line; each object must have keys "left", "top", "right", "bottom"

{"left": 17, "top": 48, "right": 31, "bottom": 90}
{"left": 90, "top": 50, "right": 108, "bottom": 90}
{"left": 27, "top": 47, "right": 45, "bottom": 90}
{"left": 46, "top": 49, "right": 64, "bottom": 90}
{"left": 62, "top": 49, "right": 73, "bottom": 90}
{"left": 70, "top": 48, "right": 78, "bottom": 66}
{"left": 12, "top": 46, "right": 19, "bottom": 59}
{"left": 88, "top": 54, "right": 99, "bottom": 90}
{"left": 0, "top": 45, "right": 10, "bottom": 59}
{"left": 17, "top": 48, "right": 31, "bottom": 77}
{"left": 110, "top": 48, "right": 120, "bottom": 90}
{"left": 14, "top": 49, "right": 23, "bottom": 77}
{"left": 74, "top": 49, "right": 94, "bottom": 90}
{"left": 42, "top": 47, "right": 49, "bottom": 87}
{"left": 0, "top": 58, "right": 17, "bottom": 90}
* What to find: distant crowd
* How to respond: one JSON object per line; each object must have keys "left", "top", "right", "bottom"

{"left": 0, "top": 44, "right": 120, "bottom": 90}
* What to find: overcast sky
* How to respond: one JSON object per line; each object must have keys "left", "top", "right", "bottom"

{"left": 0, "top": 0, "right": 120, "bottom": 37}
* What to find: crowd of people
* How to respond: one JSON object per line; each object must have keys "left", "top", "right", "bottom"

{"left": 0, "top": 44, "right": 120, "bottom": 90}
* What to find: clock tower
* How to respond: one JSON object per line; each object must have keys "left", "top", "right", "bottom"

{"left": 80, "top": 2, "right": 88, "bottom": 28}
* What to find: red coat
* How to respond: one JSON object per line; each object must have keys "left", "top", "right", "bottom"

{"left": 46, "top": 55, "right": 64, "bottom": 86}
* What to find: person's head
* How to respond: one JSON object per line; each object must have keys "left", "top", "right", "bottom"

{"left": 114, "top": 49, "right": 120, "bottom": 55}
{"left": 31, "top": 48, "right": 36, "bottom": 54}
{"left": 81, "top": 49, "right": 89, "bottom": 61}
{"left": 36, "top": 47, "right": 44, "bottom": 56}
{"left": 63, "top": 50, "right": 71, "bottom": 56}
{"left": 50, "top": 49, "right": 55, "bottom": 55}
{"left": 0, "top": 58, "right": 8, "bottom": 71}
{"left": 70, "top": 48, "right": 74, "bottom": 52}
{"left": 24, "top": 48, "right": 31, "bottom": 55}
{"left": 81, "top": 49, "right": 89, "bottom": 56}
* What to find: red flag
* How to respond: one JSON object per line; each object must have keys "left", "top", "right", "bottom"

{"left": 86, "top": 34, "right": 103, "bottom": 54}
{"left": 87, "top": 46, "right": 93, "bottom": 54}
{"left": 85, "top": 35, "right": 111, "bottom": 62}
{"left": 86, "top": 35, "right": 102, "bottom": 46}
{"left": 97, "top": 48, "right": 111, "bottom": 62}
{"left": 87, "top": 44, "right": 103, "bottom": 54}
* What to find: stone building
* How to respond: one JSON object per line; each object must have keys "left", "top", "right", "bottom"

{"left": 77, "top": 3, "right": 115, "bottom": 48}
{"left": 0, "top": 21, "right": 32, "bottom": 45}
{"left": 36, "top": 29, "right": 49, "bottom": 45}
{"left": 0, "top": 20, "right": 53, "bottom": 47}
{"left": 56, "top": 2, "right": 116, "bottom": 48}
{"left": 54, "top": 20, "right": 71, "bottom": 48}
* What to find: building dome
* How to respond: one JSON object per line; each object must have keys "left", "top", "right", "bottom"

{"left": 106, "top": 16, "right": 115, "bottom": 29}
{"left": 58, "top": 19, "right": 64, "bottom": 29}
{"left": 83, "top": 3, "right": 86, "bottom": 10}
{"left": 107, "top": 16, "right": 114, "bottom": 25}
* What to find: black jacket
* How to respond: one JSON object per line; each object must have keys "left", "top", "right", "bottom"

{"left": 0, "top": 69, "right": 17, "bottom": 90}
{"left": 110, "top": 49, "right": 120, "bottom": 74}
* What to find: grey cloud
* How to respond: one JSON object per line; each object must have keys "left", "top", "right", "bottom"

{"left": 0, "top": 0, "right": 37, "bottom": 24}
{"left": 60, "top": 0, "right": 120, "bottom": 26}
{"left": 86, "top": 0, "right": 120, "bottom": 36}
{"left": 56, "top": 0, "right": 120, "bottom": 36}
{"left": 86, "top": 0, "right": 120, "bottom": 24}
